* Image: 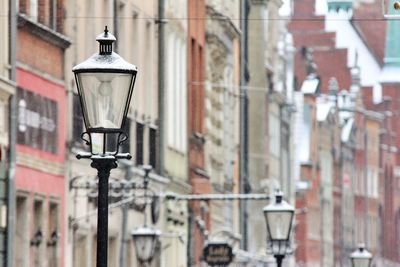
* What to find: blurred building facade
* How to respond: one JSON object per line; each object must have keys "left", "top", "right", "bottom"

{"left": 0, "top": 0, "right": 15, "bottom": 266}
{"left": 2, "top": 0, "right": 400, "bottom": 267}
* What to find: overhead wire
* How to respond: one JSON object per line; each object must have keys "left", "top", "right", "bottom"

{"left": 0, "top": 13, "right": 395, "bottom": 22}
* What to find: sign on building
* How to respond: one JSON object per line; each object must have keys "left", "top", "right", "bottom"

{"left": 203, "top": 241, "right": 233, "bottom": 266}
{"left": 17, "top": 87, "right": 58, "bottom": 153}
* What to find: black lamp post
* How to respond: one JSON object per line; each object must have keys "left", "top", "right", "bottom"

{"left": 72, "top": 26, "right": 137, "bottom": 267}
{"left": 351, "top": 244, "right": 373, "bottom": 267}
{"left": 263, "top": 190, "right": 295, "bottom": 267}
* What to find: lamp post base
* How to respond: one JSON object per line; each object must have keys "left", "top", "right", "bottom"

{"left": 274, "top": 255, "right": 285, "bottom": 267}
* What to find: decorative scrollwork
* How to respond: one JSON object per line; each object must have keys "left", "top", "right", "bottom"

{"left": 81, "top": 132, "right": 92, "bottom": 147}
{"left": 116, "top": 131, "right": 129, "bottom": 155}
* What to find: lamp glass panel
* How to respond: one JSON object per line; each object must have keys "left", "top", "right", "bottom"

{"left": 76, "top": 72, "right": 133, "bottom": 130}
{"left": 265, "top": 211, "right": 293, "bottom": 240}
{"left": 133, "top": 235, "right": 156, "bottom": 262}
{"left": 352, "top": 258, "right": 371, "bottom": 267}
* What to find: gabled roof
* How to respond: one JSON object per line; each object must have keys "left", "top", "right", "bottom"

{"left": 351, "top": 0, "right": 386, "bottom": 66}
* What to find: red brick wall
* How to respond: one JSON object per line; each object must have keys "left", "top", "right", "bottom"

{"left": 293, "top": 0, "right": 315, "bottom": 17}
{"left": 56, "top": 0, "right": 64, "bottom": 33}
{"left": 295, "top": 164, "right": 321, "bottom": 265}
{"left": 353, "top": 0, "right": 386, "bottom": 65}
{"left": 289, "top": 17, "right": 326, "bottom": 32}
{"left": 380, "top": 84, "right": 400, "bottom": 261}
{"left": 17, "top": 29, "right": 64, "bottom": 79}
{"left": 38, "top": 0, "right": 49, "bottom": 26}
{"left": 188, "top": 0, "right": 210, "bottom": 264}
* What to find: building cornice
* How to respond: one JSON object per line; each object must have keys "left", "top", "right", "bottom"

{"left": 0, "top": 77, "right": 16, "bottom": 96}
{"left": 16, "top": 62, "right": 66, "bottom": 87}
{"left": 251, "top": 0, "right": 270, "bottom": 6}
{"left": 17, "top": 153, "right": 64, "bottom": 176}
{"left": 167, "top": 177, "right": 192, "bottom": 194}
{"left": 206, "top": 5, "right": 241, "bottom": 40}
{"left": 18, "top": 14, "right": 72, "bottom": 50}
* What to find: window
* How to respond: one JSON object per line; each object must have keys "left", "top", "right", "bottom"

{"left": 307, "top": 208, "right": 320, "bottom": 240}
{"left": 74, "top": 234, "right": 87, "bottom": 267}
{"left": 136, "top": 122, "right": 144, "bottom": 165}
{"left": 149, "top": 127, "right": 157, "bottom": 168}
{"left": 47, "top": 202, "right": 59, "bottom": 266}
{"left": 167, "top": 33, "right": 187, "bottom": 152}
{"left": 33, "top": 199, "right": 44, "bottom": 266}
{"left": 49, "top": 0, "right": 57, "bottom": 30}
{"left": 0, "top": 99, "right": 6, "bottom": 134}
{"left": 108, "top": 237, "right": 117, "bottom": 266}
{"left": 15, "top": 196, "right": 28, "bottom": 267}
{"left": 91, "top": 235, "right": 97, "bottom": 267}
{"left": 269, "top": 115, "right": 280, "bottom": 157}
{"left": 30, "top": 0, "right": 38, "bottom": 21}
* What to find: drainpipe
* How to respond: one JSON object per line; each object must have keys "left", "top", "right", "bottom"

{"left": 157, "top": 0, "right": 165, "bottom": 176}
{"left": 113, "top": 0, "right": 118, "bottom": 52}
{"left": 364, "top": 118, "right": 369, "bottom": 246}
{"left": 239, "top": 0, "right": 250, "bottom": 251}
{"left": 7, "top": 0, "right": 17, "bottom": 266}
{"left": 118, "top": 163, "right": 133, "bottom": 267}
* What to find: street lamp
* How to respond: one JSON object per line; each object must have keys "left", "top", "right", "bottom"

{"left": 131, "top": 226, "right": 160, "bottom": 266}
{"left": 263, "top": 190, "right": 295, "bottom": 267}
{"left": 131, "top": 165, "right": 161, "bottom": 265}
{"left": 72, "top": 26, "right": 137, "bottom": 267}
{"left": 351, "top": 244, "right": 373, "bottom": 267}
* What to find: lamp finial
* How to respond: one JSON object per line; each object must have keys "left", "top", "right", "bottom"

{"left": 96, "top": 26, "right": 116, "bottom": 55}
{"left": 275, "top": 189, "right": 283, "bottom": 204}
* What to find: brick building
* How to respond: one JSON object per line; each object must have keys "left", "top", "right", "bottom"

{"left": 290, "top": 0, "right": 400, "bottom": 266}
{"left": 13, "top": 0, "right": 70, "bottom": 266}
{"left": 186, "top": 0, "right": 210, "bottom": 264}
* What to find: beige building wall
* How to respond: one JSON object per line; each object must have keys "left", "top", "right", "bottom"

{"left": 246, "top": 0, "right": 270, "bottom": 257}
{"left": 204, "top": 0, "right": 241, "bottom": 248}
{"left": 318, "top": 111, "right": 336, "bottom": 267}
{"left": 0, "top": 2, "right": 15, "bottom": 264}
{"left": 0, "top": 0, "right": 14, "bottom": 146}
{"left": 162, "top": 1, "right": 190, "bottom": 267}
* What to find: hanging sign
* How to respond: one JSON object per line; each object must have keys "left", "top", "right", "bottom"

{"left": 203, "top": 242, "right": 233, "bottom": 266}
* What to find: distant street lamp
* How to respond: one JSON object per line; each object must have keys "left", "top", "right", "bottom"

{"left": 131, "top": 226, "right": 160, "bottom": 266}
{"left": 72, "top": 26, "right": 137, "bottom": 267}
{"left": 131, "top": 165, "right": 160, "bottom": 265}
{"left": 263, "top": 190, "right": 295, "bottom": 267}
{"left": 351, "top": 244, "right": 373, "bottom": 267}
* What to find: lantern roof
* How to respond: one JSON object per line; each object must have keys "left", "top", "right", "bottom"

{"left": 351, "top": 244, "right": 372, "bottom": 259}
{"left": 263, "top": 191, "right": 295, "bottom": 213}
{"left": 72, "top": 51, "right": 137, "bottom": 72}
{"left": 132, "top": 226, "right": 161, "bottom": 236}
{"left": 73, "top": 27, "right": 137, "bottom": 73}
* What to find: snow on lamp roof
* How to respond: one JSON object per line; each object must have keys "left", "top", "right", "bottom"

{"left": 72, "top": 51, "right": 137, "bottom": 72}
